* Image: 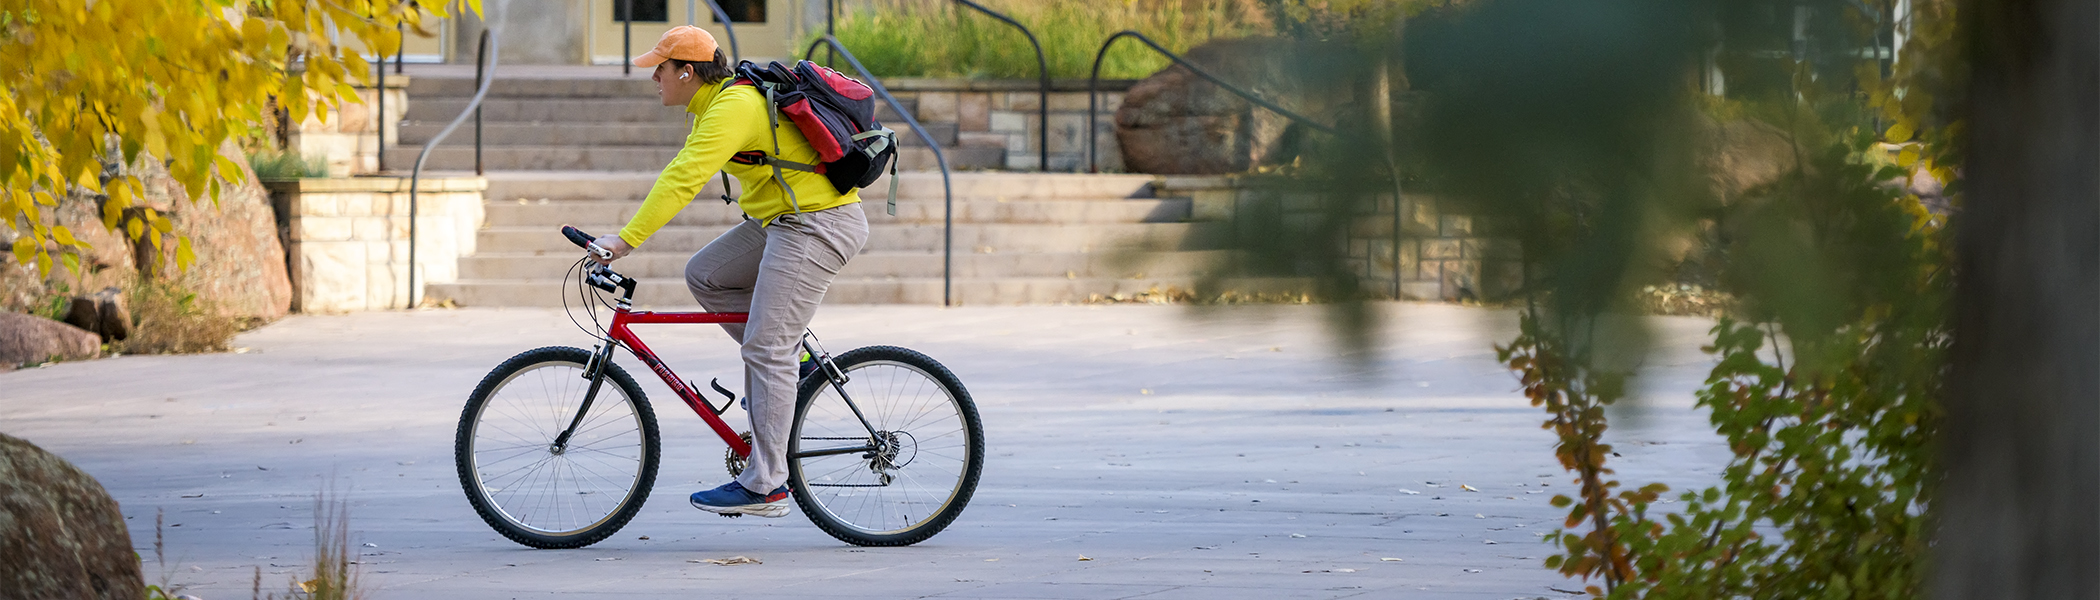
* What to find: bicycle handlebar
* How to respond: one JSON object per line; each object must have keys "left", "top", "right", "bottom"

{"left": 561, "top": 225, "right": 612, "bottom": 260}
{"left": 561, "top": 226, "right": 637, "bottom": 300}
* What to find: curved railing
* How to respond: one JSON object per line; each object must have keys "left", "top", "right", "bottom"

{"left": 803, "top": 36, "right": 960, "bottom": 307}
{"left": 951, "top": 0, "right": 1048, "bottom": 171}
{"left": 1087, "top": 31, "right": 1336, "bottom": 173}
{"left": 689, "top": 0, "right": 741, "bottom": 61}
{"left": 407, "top": 28, "right": 499, "bottom": 308}
{"left": 1087, "top": 31, "right": 1408, "bottom": 298}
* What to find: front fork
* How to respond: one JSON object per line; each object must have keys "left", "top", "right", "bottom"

{"left": 551, "top": 341, "right": 620, "bottom": 453}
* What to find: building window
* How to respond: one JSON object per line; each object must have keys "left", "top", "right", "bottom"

{"left": 712, "top": 0, "right": 766, "bottom": 23}
{"left": 614, "top": 0, "right": 669, "bottom": 23}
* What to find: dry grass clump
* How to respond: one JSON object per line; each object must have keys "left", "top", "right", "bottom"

{"left": 295, "top": 488, "right": 364, "bottom": 600}
{"left": 1630, "top": 283, "right": 1736, "bottom": 317}
{"left": 1083, "top": 285, "right": 1317, "bottom": 304}
{"left": 119, "top": 279, "right": 240, "bottom": 354}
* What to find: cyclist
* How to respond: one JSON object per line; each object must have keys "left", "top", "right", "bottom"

{"left": 587, "top": 25, "right": 870, "bottom": 518}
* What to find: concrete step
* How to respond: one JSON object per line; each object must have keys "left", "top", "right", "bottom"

{"left": 474, "top": 222, "right": 1228, "bottom": 254}
{"left": 398, "top": 122, "right": 689, "bottom": 147}
{"left": 479, "top": 171, "right": 1159, "bottom": 202}
{"left": 425, "top": 275, "right": 1307, "bottom": 307}
{"left": 458, "top": 250, "right": 1226, "bottom": 280}
{"left": 408, "top": 77, "right": 659, "bottom": 98}
{"left": 484, "top": 197, "right": 1191, "bottom": 227}
{"left": 383, "top": 146, "right": 680, "bottom": 171}
{"left": 406, "top": 98, "right": 689, "bottom": 124}
{"left": 398, "top": 122, "right": 970, "bottom": 149}
{"left": 385, "top": 144, "right": 1010, "bottom": 172}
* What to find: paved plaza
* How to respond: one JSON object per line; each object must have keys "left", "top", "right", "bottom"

{"left": 1, "top": 303, "right": 1730, "bottom": 599}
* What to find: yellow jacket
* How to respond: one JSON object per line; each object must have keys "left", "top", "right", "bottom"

{"left": 617, "top": 79, "right": 862, "bottom": 247}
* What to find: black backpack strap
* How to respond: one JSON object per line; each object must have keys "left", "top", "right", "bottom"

{"left": 757, "top": 82, "right": 803, "bottom": 216}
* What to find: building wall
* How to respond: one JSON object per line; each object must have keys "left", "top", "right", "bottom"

{"left": 452, "top": 0, "right": 592, "bottom": 65}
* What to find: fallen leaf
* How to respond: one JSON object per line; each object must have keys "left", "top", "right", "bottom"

{"left": 1464, "top": 568, "right": 1482, "bottom": 573}
{"left": 1289, "top": 533, "right": 1307, "bottom": 538}
{"left": 181, "top": 494, "right": 203, "bottom": 498}
{"left": 1380, "top": 557, "right": 1403, "bottom": 562}
{"left": 1461, "top": 484, "right": 1479, "bottom": 492}
{"left": 984, "top": 558, "right": 998, "bottom": 562}
{"left": 1077, "top": 556, "right": 1093, "bottom": 561}
{"left": 691, "top": 556, "right": 761, "bottom": 565}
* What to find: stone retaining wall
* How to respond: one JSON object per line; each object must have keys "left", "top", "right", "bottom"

{"left": 881, "top": 79, "right": 1136, "bottom": 172}
{"left": 1157, "top": 176, "right": 1522, "bottom": 301}
{"left": 288, "top": 79, "right": 408, "bottom": 177}
{"left": 265, "top": 177, "right": 485, "bottom": 312}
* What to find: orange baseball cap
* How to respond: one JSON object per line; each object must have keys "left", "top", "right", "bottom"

{"left": 632, "top": 25, "right": 720, "bottom": 67}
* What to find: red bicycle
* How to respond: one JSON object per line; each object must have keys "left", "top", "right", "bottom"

{"left": 453, "top": 226, "right": 984, "bottom": 549}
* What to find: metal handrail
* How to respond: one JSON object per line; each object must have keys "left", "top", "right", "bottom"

{"left": 950, "top": 0, "right": 1047, "bottom": 171}
{"left": 1087, "top": 30, "right": 1335, "bottom": 173}
{"left": 689, "top": 0, "right": 741, "bottom": 61}
{"left": 474, "top": 31, "right": 488, "bottom": 175}
{"left": 407, "top": 28, "right": 499, "bottom": 308}
{"left": 804, "top": 35, "right": 958, "bottom": 307}
{"left": 1086, "top": 31, "right": 1408, "bottom": 299}
{"left": 621, "top": 0, "right": 633, "bottom": 76}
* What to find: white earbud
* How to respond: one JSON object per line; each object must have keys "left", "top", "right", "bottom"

{"left": 679, "top": 73, "right": 689, "bottom": 79}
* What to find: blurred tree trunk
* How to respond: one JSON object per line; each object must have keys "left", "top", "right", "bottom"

{"left": 1938, "top": 0, "right": 2099, "bottom": 596}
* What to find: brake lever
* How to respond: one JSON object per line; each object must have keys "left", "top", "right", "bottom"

{"left": 583, "top": 242, "right": 613, "bottom": 261}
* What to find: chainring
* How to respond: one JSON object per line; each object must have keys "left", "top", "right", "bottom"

{"left": 724, "top": 431, "right": 754, "bottom": 477}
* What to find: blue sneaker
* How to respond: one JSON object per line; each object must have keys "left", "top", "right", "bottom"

{"left": 689, "top": 481, "right": 790, "bottom": 518}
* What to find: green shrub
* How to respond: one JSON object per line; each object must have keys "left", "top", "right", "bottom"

{"left": 248, "top": 150, "right": 327, "bottom": 181}
{"left": 823, "top": 0, "right": 1271, "bottom": 79}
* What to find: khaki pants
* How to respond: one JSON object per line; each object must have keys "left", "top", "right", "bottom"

{"left": 684, "top": 203, "right": 870, "bottom": 493}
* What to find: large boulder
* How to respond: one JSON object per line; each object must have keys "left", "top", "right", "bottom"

{"left": 1114, "top": 38, "right": 1341, "bottom": 175}
{"left": 63, "top": 287, "right": 131, "bottom": 343}
{"left": 4, "top": 142, "right": 293, "bottom": 322}
{"left": 0, "top": 433, "right": 146, "bottom": 600}
{"left": 0, "top": 312, "right": 101, "bottom": 369}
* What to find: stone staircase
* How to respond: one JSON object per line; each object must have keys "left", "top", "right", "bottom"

{"left": 424, "top": 171, "right": 1282, "bottom": 306}
{"left": 389, "top": 70, "right": 1283, "bottom": 306}
{"left": 386, "top": 76, "right": 1002, "bottom": 172}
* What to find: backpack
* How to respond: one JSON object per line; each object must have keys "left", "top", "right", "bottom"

{"left": 725, "top": 60, "right": 899, "bottom": 214}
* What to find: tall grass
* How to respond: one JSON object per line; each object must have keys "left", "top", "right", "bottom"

{"left": 248, "top": 150, "right": 326, "bottom": 180}
{"left": 824, "top": 0, "right": 1272, "bottom": 79}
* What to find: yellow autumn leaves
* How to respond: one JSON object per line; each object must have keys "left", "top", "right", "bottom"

{"left": 0, "top": 0, "right": 478, "bottom": 276}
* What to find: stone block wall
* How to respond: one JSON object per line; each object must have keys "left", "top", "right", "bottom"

{"left": 265, "top": 177, "right": 486, "bottom": 312}
{"left": 882, "top": 79, "right": 1135, "bottom": 172}
{"left": 1158, "top": 176, "right": 1522, "bottom": 301}
{"left": 288, "top": 78, "right": 408, "bottom": 177}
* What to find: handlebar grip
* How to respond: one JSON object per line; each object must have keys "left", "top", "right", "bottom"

{"left": 561, "top": 225, "right": 595, "bottom": 249}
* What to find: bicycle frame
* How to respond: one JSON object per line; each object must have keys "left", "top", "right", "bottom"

{"left": 606, "top": 309, "right": 755, "bottom": 457}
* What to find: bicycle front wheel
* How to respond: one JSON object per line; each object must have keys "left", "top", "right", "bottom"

{"left": 789, "top": 345, "right": 984, "bottom": 546}
{"left": 455, "top": 346, "right": 659, "bottom": 549}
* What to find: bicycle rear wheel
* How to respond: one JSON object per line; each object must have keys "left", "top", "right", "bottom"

{"left": 788, "top": 345, "right": 984, "bottom": 546}
{"left": 455, "top": 346, "right": 659, "bottom": 549}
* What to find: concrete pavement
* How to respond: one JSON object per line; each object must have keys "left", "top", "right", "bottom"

{"left": 0, "top": 303, "right": 1731, "bottom": 599}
